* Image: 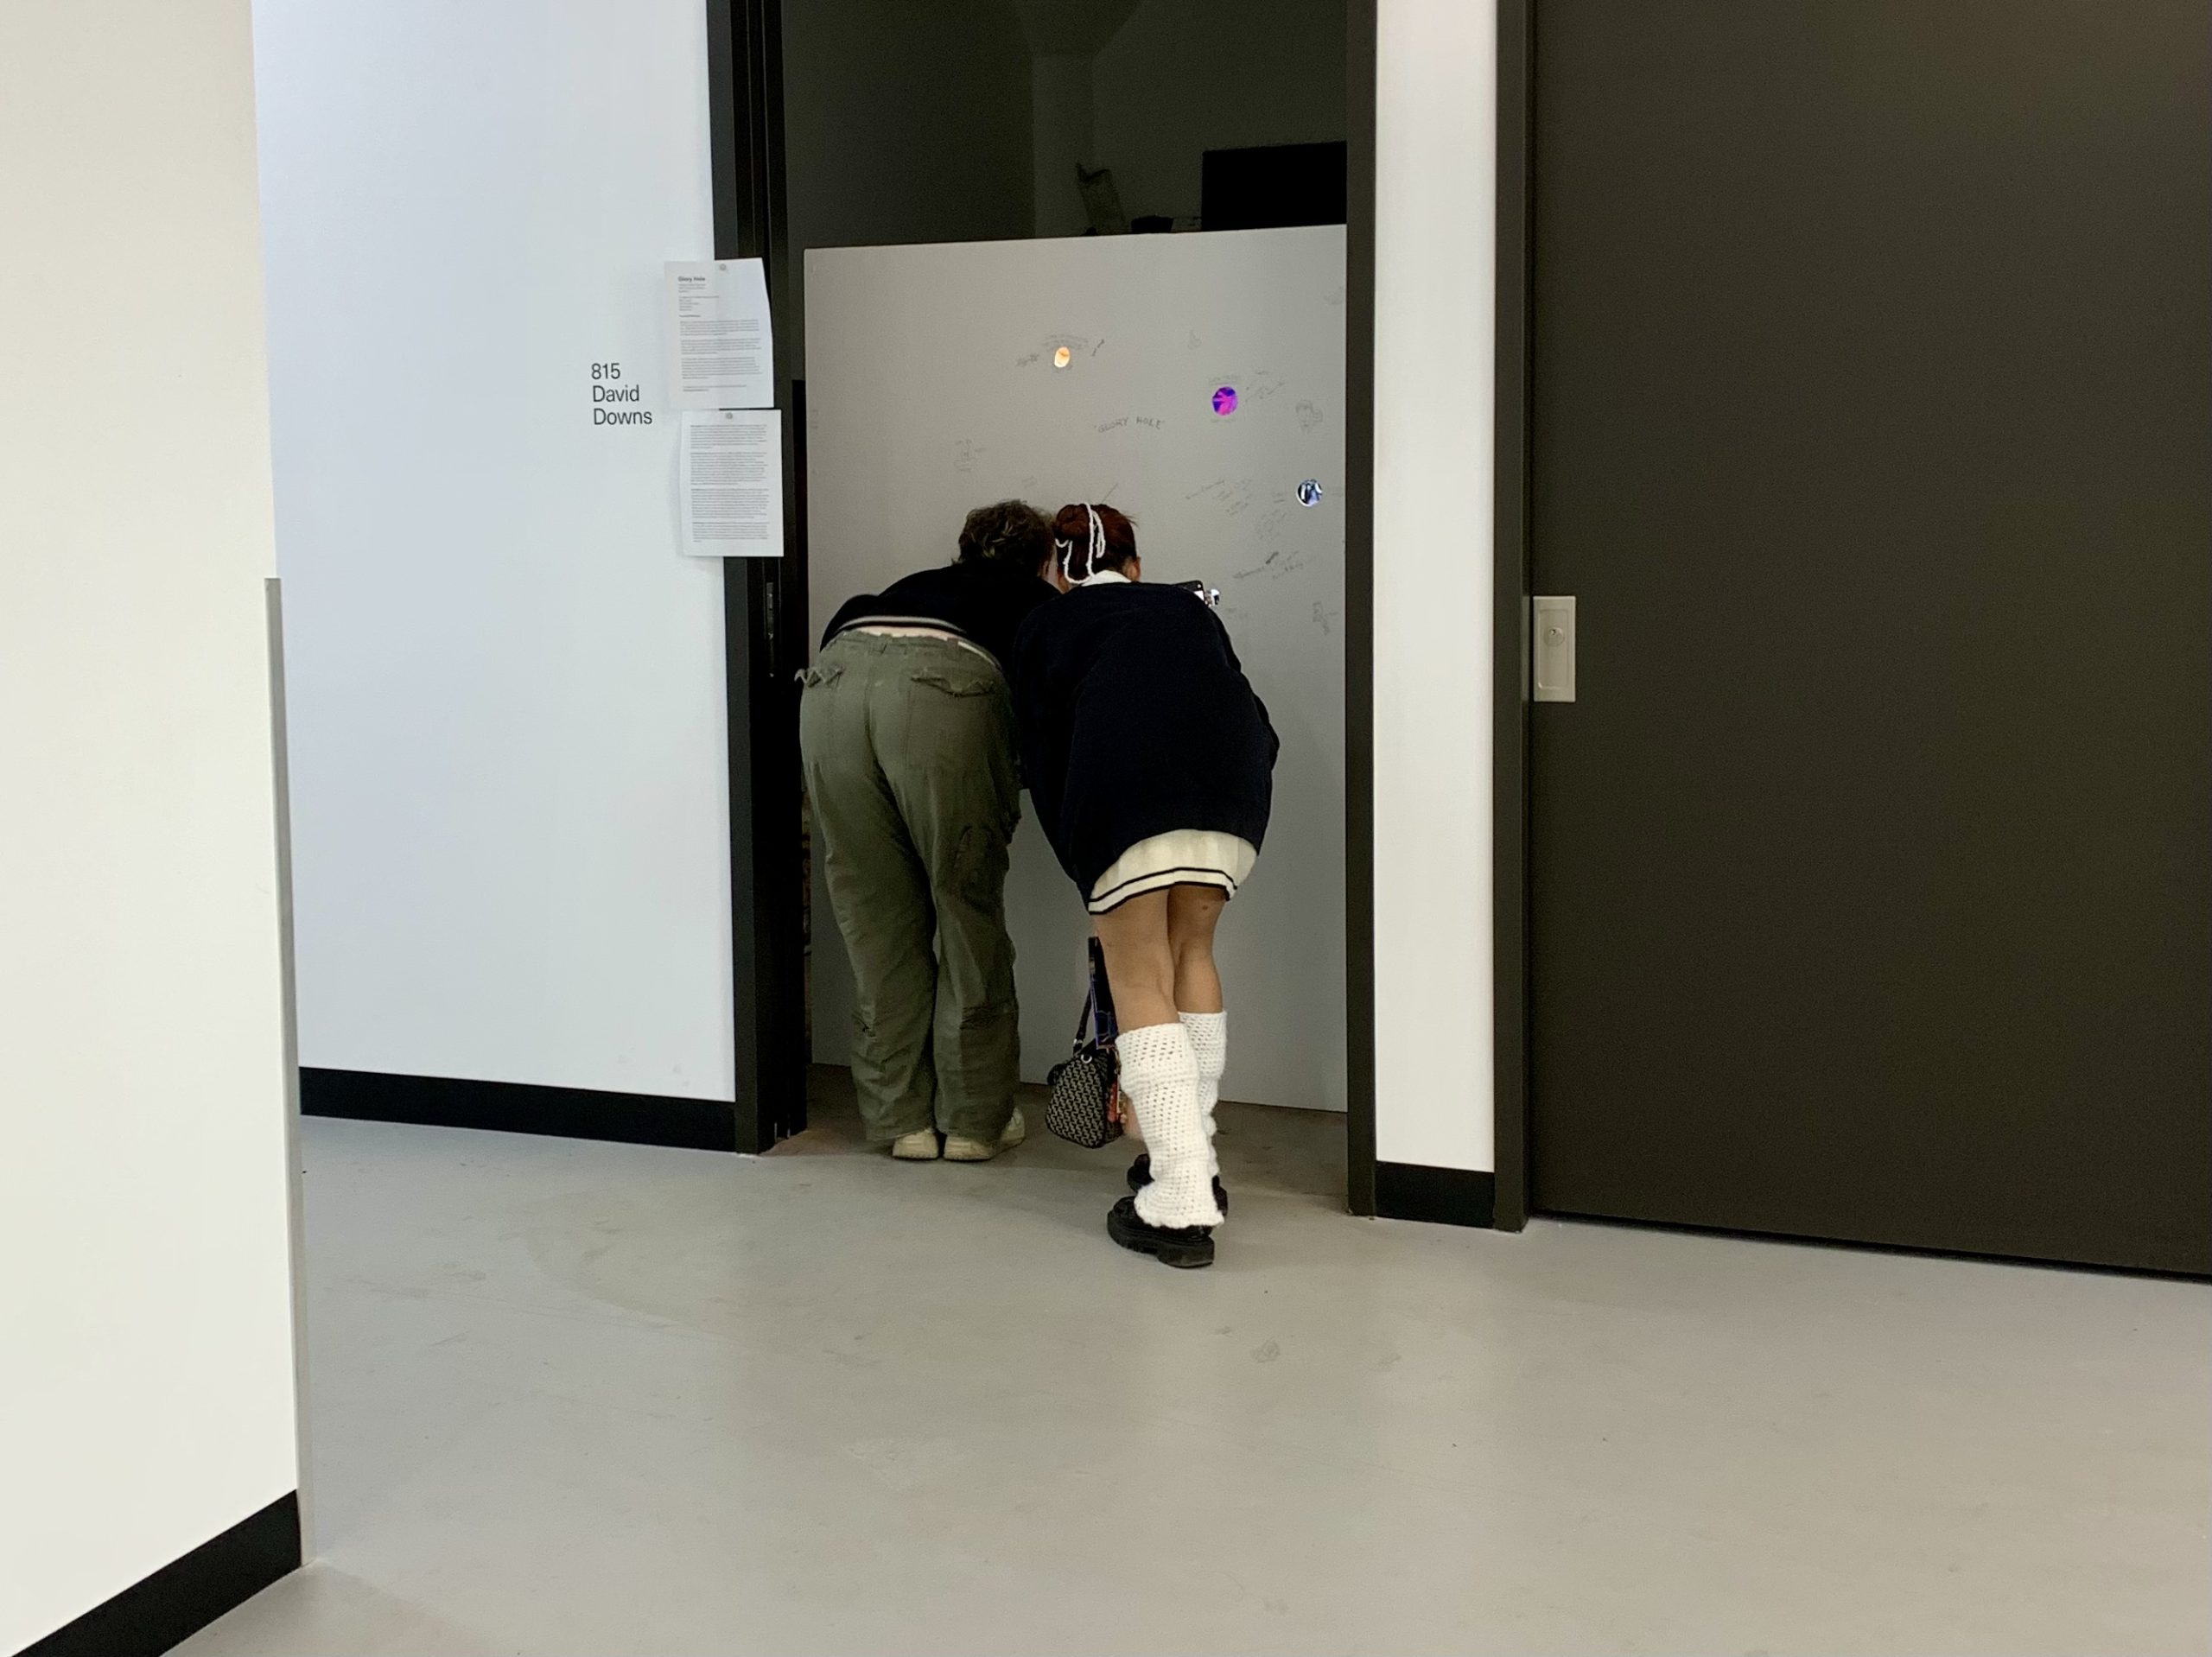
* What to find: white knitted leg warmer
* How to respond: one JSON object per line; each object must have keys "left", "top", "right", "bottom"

{"left": 1181, "top": 1009, "right": 1227, "bottom": 1183}
{"left": 1119, "top": 1021, "right": 1221, "bottom": 1228}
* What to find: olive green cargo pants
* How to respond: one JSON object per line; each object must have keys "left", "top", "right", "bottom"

{"left": 798, "top": 632, "right": 1021, "bottom": 1144}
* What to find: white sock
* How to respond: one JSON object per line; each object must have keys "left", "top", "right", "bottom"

{"left": 1117, "top": 1022, "right": 1221, "bottom": 1228}
{"left": 1181, "top": 1009, "right": 1227, "bottom": 1183}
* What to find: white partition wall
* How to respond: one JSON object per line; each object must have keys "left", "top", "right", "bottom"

{"left": 1372, "top": 0, "right": 1497, "bottom": 1173}
{"left": 807, "top": 229, "right": 1348, "bottom": 1113}
{"left": 254, "top": 1, "right": 734, "bottom": 1101}
{"left": 0, "top": 0, "right": 301, "bottom": 1646}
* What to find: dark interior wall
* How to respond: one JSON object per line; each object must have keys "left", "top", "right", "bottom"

{"left": 781, "top": 0, "right": 1033, "bottom": 249}
{"left": 1092, "top": 0, "right": 1349, "bottom": 223}
{"left": 779, "top": 0, "right": 1035, "bottom": 368}
{"left": 779, "top": 0, "right": 1349, "bottom": 263}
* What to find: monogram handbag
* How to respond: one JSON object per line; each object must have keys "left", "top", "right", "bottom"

{"left": 1045, "top": 938, "right": 1124, "bottom": 1148}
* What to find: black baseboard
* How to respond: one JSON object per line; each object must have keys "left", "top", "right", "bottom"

{"left": 1375, "top": 1161, "right": 1497, "bottom": 1228}
{"left": 22, "top": 1492, "right": 299, "bottom": 1657}
{"left": 302, "top": 1068, "right": 738, "bottom": 1152}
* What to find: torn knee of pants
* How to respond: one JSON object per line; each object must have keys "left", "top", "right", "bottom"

{"left": 954, "top": 824, "right": 1010, "bottom": 900}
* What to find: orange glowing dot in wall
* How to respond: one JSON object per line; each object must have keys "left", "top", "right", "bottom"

{"left": 1052, "top": 346, "right": 1072, "bottom": 369}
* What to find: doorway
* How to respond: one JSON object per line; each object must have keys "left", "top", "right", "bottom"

{"left": 1508, "top": 0, "right": 2211, "bottom": 1272}
{"left": 731, "top": 0, "right": 1375, "bottom": 1195}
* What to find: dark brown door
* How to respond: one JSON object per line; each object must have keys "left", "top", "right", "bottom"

{"left": 1526, "top": 1, "right": 2211, "bottom": 1273}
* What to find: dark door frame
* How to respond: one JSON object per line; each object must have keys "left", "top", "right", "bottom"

{"left": 709, "top": 0, "right": 1394, "bottom": 1208}
{"left": 708, "top": 0, "right": 807, "bottom": 1153}
{"left": 1344, "top": 0, "right": 1380, "bottom": 1215}
{"left": 1492, "top": 0, "right": 1535, "bottom": 1230}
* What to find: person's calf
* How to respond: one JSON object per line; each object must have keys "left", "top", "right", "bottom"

{"left": 1093, "top": 896, "right": 1179, "bottom": 1029}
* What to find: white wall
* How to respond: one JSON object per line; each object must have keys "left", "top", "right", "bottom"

{"left": 1371, "top": 0, "right": 1496, "bottom": 1171}
{"left": 0, "top": 1, "right": 302, "bottom": 1646}
{"left": 806, "top": 229, "right": 1348, "bottom": 1112}
{"left": 1091, "top": 0, "right": 1349, "bottom": 223}
{"left": 256, "top": 2, "right": 735, "bottom": 1101}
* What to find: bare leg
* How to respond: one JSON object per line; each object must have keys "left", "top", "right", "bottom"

{"left": 1092, "top": 890, "right": 1176, "bottom": 1031}
{"left": 1166, "top": 885, "right": 1225, "bottom": 1014}
{"left": 1093, "top": 889, "right": 1219, "bottom": 1228}
{"left": 1166, "top": 885, "right": 1230, "bottom": 1183}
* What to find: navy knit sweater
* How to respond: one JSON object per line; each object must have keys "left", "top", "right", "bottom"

{"left": 1013, "top": 580, "right": 1279, "bottom": 896}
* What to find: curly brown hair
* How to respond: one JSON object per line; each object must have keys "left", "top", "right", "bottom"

{"left": 956, "top": 499, "right": 1055, "bottom": 569}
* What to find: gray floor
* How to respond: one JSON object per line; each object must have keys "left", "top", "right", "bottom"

{"left": 183, "top": 1078, "right": 2209, "bottom": 1656}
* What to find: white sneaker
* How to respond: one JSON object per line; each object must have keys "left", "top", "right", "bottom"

{"left": 890, "top": 1128, "right": 940, "bottom": 1160}
{"left": 944, "top": 1107, "right": 1025, "bottom": 1162}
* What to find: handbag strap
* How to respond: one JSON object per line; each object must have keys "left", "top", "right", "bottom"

{"left": 1088, "top": 936, "right": 1120, "bottom": 1045}
{"left": 1069, "top": 937, "right": 1121, "bottom": 1052}
{"left": 1067, "top": 975, "right": 1097, "bottom": 1052}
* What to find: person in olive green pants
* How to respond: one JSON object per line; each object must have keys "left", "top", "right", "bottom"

{"left": 799, "top": 502, "right": 1057, "bottom": 1159}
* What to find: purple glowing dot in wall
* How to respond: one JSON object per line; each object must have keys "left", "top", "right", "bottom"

{"left": 1211, "top": 384, "right": 1238, "bottom": 416}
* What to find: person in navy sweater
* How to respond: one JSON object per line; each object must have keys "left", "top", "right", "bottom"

{"left": 1013, "top": 503, "right": 1279, "bottom": 1268}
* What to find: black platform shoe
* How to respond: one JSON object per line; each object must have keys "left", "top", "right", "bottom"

{"left": 1107, "top": 1195, "right": 1215, "bottom": 1269}
{"left": 1126, "top": 1153, "right": 1230, "bottom": 1218}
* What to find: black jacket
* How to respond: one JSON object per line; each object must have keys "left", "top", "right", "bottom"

{"left": 1013, "top": 580, "right": 1279, "bottom": 896}
{"left": 822, "top": 559, "right": 1056, "bottom": 670}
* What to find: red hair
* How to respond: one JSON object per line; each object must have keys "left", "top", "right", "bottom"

{"left": 1050, "top": 502, "right": 1138, "bottom": 581}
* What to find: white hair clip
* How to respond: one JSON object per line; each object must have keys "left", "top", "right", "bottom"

{"left": 1057, "top": 504, "right": 1109, "bottom": 582}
